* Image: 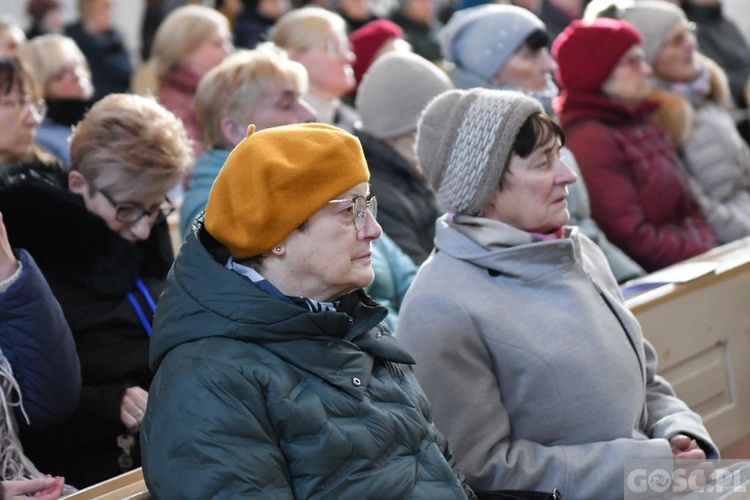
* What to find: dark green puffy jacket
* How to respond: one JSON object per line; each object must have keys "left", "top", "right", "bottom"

{"left": 141, "top": 226, "right": 475, "bottom": 499}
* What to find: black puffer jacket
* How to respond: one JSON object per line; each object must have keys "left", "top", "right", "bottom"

{"left": 0, "top": 160, "right": 173, "bottom": 488}
{"left": 358, "top": 131, "right": 442, "bottom": 264}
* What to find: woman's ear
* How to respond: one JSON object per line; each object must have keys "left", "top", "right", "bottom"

{"left": 68, "top": 170, "right": 88, "bottom": 194}
{"left": 219, "top": 117, "right": 246, "bottom": 147}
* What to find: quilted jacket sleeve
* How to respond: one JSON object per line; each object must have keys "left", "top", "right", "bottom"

{"left": 567, "top": 122, "right": 715, "bottom": 272}
{"left": 0, "top": 249, "right": 81, "bottom": 428}
{"left": 142, "top": 347, "right": 295, "bottom": 499}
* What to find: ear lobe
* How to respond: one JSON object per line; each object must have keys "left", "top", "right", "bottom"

{"left": 219, "top": 117, "right": 245, "bottom": 147}
{"left": 68, "top": 170, "right": 88, "bottom": 194}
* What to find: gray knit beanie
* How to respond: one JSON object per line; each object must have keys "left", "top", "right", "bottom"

{"left": 416, "top": 88, "right": 543, "bottom": 215}
{"left": 441, "top": 4, "right": 546, "bottom": 84}
{"left": 585, "top": 0, "right": 687, "bottom": 65}
{"left": 356, "top": 51, "right": 454, "bottom": 139}
{"left": 620, "top": 1, "right": 686, "bottom": 64}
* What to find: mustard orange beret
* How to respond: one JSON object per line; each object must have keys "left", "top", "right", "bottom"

{"left": 204, "top": 123, "right": 370, "bottom": 259}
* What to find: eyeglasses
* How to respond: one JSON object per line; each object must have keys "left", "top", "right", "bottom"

{"left": 328, "top": 195, "right": 377, "bottom": 231}
{"left": 317, "top": 38, "right": 352, "bottom": 59}
{"left": 0, "top": 95, "right": 47, "bottom": 122}
{"left": 665, "top": 22, "right": 697, "bottom": 48}
{"left": 618, "top": 51, "right": 647, "bottom": 68}
{"left": 98, "top": 188, "right": 175, "bottom": 224}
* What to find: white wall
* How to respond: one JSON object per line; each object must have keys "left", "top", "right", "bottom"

{"left": 1, "top": 0, "right": 145, "bottom": 63}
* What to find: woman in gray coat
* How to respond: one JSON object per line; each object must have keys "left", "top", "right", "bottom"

{"left": 397, "top": 88, "right": 718, "bottom": 498}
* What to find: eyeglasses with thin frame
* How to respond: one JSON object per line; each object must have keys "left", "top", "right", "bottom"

{"left": 328, "top": 195, "right": 377, "bottom": 231}
{"left": 665, "top": 22, "right": 697, "bottom": 49}
{"left": 317, "top": 37, "right": 352, "bottom": 59}
{"left": 97, "top": 187, "right": 175, "bottom": 224}
{"left": 0, "top": 94, "right": 47, "bottom": 122}
{"left": 617, "top": 51, "right": 648, "bottom": 69}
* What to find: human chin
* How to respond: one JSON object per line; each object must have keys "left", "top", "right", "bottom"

{"left": 350, "top": 262, "right": 375, "bottom": 289}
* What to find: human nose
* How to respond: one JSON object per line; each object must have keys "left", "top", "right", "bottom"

{"left": 358, "top": 210, "right": 381, "bottom": 240}
{"left": 644, "top": 61, "right": 653, "bottom": 76}
{"left": 542, "top": 50, "right": 558, "bottom": 73}
{"left": 556, "top": 156, "right": 578, "bottom": 184}
{"left": 296, "top": 100, "right": 317, "bottom": 123}
{"left": 21, "top": 103, "right": 43, "bottom": 126}
{"left": 222, "top": 39, "right": 234, "bottom": 56}
{"left": 343, "top": 47, "right": 356, "bottom": 64}
{"left": 129, "top": 216, "right": 152, "bottom": 241}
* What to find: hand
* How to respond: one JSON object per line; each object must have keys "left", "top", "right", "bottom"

{"left": 1, "top": 476, "right": 64, "bottom": 500}
{"left": 671, "top": 434, "right": 713, "bottom": 488}
{"left": 670, "top": 434, "right": 706, "bottom": 460}
{"left": 120, "top": 386, "right": 149, "bottom": 434}
{"left": 0, "top": 212, "right": 19, "bottom": 282}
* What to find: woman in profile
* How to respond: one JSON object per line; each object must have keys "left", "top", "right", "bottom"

{"left": 397, "top": 88, "right": 717, "bottom": 497}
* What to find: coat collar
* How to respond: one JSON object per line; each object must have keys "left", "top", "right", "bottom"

{"left": 151, "top": 226, "right": 413, "bottom": 398}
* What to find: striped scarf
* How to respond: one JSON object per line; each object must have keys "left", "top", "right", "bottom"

{"left": 226, "top": 258, "right": 339, "bottom": 312}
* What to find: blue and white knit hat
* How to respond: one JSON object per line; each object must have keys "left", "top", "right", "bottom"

{"left": 441, "top": 4, "right": 546, "bottom": 84}
{"left": 416, "top": 88, "right": 542, "bottom": 215}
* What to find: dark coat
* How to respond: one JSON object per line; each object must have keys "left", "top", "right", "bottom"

{"left": 233, "top": 8, "right": 275, "bottom": 48}
{"left": 64, "top": 22, "right": 134, "bottom": 102}
{"left": 141, "top": 225, "right": 475, "bottom": 499}
{"left": 357, "top": 131, "right": 441, "bottom": 264}
{"left": 389, "top": 10, "right": 443, "bottom": 63}
{"left": 0, "top": 249, "right": 81, "bottom": 428}
{"left": 0, "top": 160, "right": 173, "bottom": 488}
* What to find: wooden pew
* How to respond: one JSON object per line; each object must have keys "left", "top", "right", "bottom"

{"left": 62, "top": 468, "right": 149, "bottom": 500}
{"left": 623, "top": 236, "right": 750, "bottom": 452}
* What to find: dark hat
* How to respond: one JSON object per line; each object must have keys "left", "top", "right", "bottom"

{"left": 27, "top": 0, "right": 61, "bottom": 21}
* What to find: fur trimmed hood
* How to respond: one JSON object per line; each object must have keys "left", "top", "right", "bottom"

{"left": 0, "top": 159, "right": 174, "bottom": 297}
{"left": 649, "top": 53, "right": 733, "bottom": 147}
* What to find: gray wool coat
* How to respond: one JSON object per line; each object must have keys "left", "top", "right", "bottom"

{"left": 397, "top": 215, "right": 718, "bottom": 498}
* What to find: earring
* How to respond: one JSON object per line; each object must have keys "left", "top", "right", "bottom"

{"left": 274, "top": 247, "right": 282, "bottom": 253}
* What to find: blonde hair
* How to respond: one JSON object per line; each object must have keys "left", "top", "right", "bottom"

{"left": 17, "top": 35, "right": 89, "bottom": 98}
{"left": 270, "top": 7, "right": 348, "bottom": 52}
{"left": 195, "top": 44, "right": 308, "bottom": 148}
{"left": 70, "top": 94, "right": 193, "bottom": 197}
{"left": 151, "top": 5, "right": 229, "bottom": 79}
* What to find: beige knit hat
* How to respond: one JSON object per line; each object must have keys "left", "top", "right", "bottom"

{"left": 584, "top": 0, "right": 687, "bottom": 65}
{"left": 416, "top": 88, "right": 542, "bottom": 215}
{"left": 356, "top": 51, "right": 454, "bottom": 140}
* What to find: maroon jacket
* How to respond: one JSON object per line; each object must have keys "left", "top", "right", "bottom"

{"left": 557, "top": 92, "right": 716, "bottom": 272}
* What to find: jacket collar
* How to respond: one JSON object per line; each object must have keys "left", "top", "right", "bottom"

{"left": 151, "top": 225, "right": 413, "bottom": 397}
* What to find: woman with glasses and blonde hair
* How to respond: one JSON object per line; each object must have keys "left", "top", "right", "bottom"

{"left": 142, "top": 123, "right": 475, "bottom": 499}
{"left": 151, "top": 5, "right": 234, "bottom": 157}
{"left": 0, "top": 93, "right": 192, "bottom": 488}
{"left": 271, "top": 7, "right": 359, "bottom": 131}
{"left": 18, "top": 34, "right": 95, "bottom": 165}
{"left": 180, "top": 44, "right": 315, "bottom": 238}
{"left": 0, "top": 57, "right": 52, "bottom": 168}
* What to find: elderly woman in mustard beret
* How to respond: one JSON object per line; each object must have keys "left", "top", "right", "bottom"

{"left": 141, "top": 123, "right": 476, "bottom": 499}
